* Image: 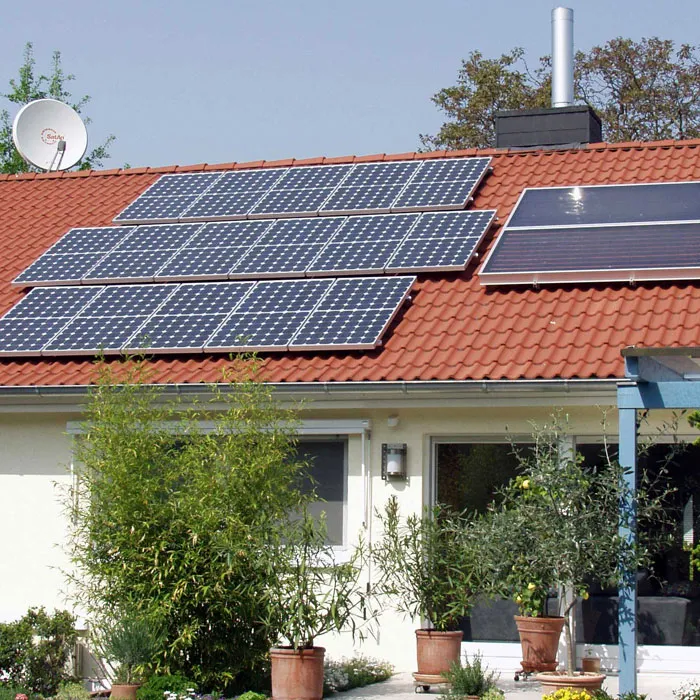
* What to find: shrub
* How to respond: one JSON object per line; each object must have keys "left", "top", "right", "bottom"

{"left": 136, "top": 675, "right": 197, "bottom": 700}
{"left": 322, "top": 656, "right": 393, "bottom": 695}
{"left": 0, "top": 686, "right": 31, "bottom": 700}
{"left": 56, "top": 682, "right": 91, "bottom": 700}
{"left": 0, "top": 607, "right": 77, "bottom": 695}
{"left": 102, "top": 614, "right": 164, "bottom": 683}
{"left": 480, "top": 689, "right": 505, "bottom": 700}
{"left": 236, "top": 693, "right": 267, "bottom": 700}
{"left": 66, "top": 357, "right": 312, "bottom": 693}
{"left": 440, "top": 653, "right": 497, "bottom": 698}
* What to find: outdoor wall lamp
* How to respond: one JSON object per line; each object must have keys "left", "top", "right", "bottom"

{"left": 381, "top": 443, "right": 407, "bottom": 481}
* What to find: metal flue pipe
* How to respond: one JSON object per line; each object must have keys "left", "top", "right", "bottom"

{"left": 551, "top": 7, "right": 574, "bottom": 107}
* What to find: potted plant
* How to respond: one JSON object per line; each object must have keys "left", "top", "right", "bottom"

{"left": 101, "top": 613, "right": 164, "bottom": 700}
{"left": 372, "top": 496, "right": 484, "bottom": 685}
{"left": 261, "top": 509, "right": 372, "bottom": 700}
{"left": 481, "top": 417, "right": 669, "bottom": 692}
{"left": 440, "top": 653, "right": 502, "bottom": 699}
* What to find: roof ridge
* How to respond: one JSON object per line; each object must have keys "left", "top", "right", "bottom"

{"left": 1, "top": 137, "right": 699, "bottom": 183}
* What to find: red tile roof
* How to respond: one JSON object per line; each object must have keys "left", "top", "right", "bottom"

{"left": 1, "top": 140, "right": 700, "bottom": 388}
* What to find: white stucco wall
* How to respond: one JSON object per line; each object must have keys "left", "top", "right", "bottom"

{"left": 0, "top": 398, "right": 695, "bottom": 675}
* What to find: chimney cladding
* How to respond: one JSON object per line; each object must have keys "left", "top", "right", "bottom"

{"left": 551, "top": 7, "right": 574, "bottom": 108}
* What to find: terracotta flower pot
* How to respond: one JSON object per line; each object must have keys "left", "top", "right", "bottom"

{"left": 270, "top": 646, "right": 325, "bottom": 700}
{"left": 413, "top": 629, "right": 463, "bottom": 683}
{"left": 109, "top": 685, "right": 140, "bottom": 700}
{"left": 514, "top": 615, "right": 565, "bottom": 673}
{"left": 581, "top": 656, "right": 601, "bottom": 673}
{"left": 536, "top": 670, "right": 606, "bottom": 692}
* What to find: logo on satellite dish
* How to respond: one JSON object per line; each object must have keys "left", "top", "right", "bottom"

{"left": 41, "top": 128, "right": 64, "bottom": 145}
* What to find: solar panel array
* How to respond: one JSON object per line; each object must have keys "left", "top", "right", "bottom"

{"left": 14, "top": 210, "right": 496, "bottom": 286}
{"left": 4, "top": 156, "right": 496, "bottom": 358}
{"left": 0, "top": 277, "right": 415, "bottom": 356}
{"left": 114, "top": 158, "right": 492, "bottom": 223}
{"left": 480, "top": 182, "right": 700, "bottom": 285}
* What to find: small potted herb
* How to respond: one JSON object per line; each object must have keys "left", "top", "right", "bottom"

{"left": 441, "top": 653, "right": 501, "bottom": 699}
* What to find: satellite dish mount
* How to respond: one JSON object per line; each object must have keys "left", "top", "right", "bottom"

{"left": 12, "top": 99, "right": 88, "bottom": 171}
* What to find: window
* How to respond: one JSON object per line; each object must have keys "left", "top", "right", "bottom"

{"left": 296, "top": 439, "right": 347, "bottom": 546}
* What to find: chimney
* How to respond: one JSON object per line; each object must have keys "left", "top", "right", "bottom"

{"left": 495, "top": 7, "right": 602, "bottom": 148}
{"left": 551, "top": 6, "right": 574, "bottom": 107}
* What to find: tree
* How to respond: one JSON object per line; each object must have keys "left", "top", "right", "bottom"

{"left": 0, "top": 42, "right": 114, "bottom": 173}
{"left": 421, "top": 38, "right": 700, "bottom": 150}
{"left": 65, "top": 356, "right": 312, "bottom": 693}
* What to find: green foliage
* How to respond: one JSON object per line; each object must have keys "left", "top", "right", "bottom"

{"left": 589, "top": 693, "right": 648, "bottom": 700}
{"left": 322, "top": 655, "right": 393, "bottom": 695}
{"left": 477, "top": 416, "right": 672, "bottom": 675}
{"left": 136, "top": 674, "right": 197, "bottom": 700}
{"left": 440, "top": 653, "right": 497, "bottom": 698}
{"left": 480, "top": 689, "right": 505, "bottom": 700}
{"left": 0, "top": 687, "right": 31, "bottom": 700}
{"left": 101, "top": 614, "right": 165, "bottom": 683}
{"left": 0, "top": 607, "right": 77, "bottom": 695}
{"left": 675, "top": 681, "right": 700, "bottom": 700}
{"left": 65, "top": 356, "right": 311, "bottom": 693}
{"left": 0, "top": 42, "right": 114, "bottom": 173}
{"left": 55, "top": 682, "right": 91, "bottom": 700}
{"left": 260, "top": 509, "right": 371, "bottom": 650}
{"left": 236, "top": 693, "right": 266, "bottom": 700}
{"left": 372, "top": 496, "right": 485, "bottom": 631}
{"left": 422, "top": 38, "right": 700, "bottom": 149}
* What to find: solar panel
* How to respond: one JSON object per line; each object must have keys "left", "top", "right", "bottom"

{"left": 84, "top": 250, "right": 177, "bottom": 283}
{"left": 113, "top": 223, "right": 202, "bottom": 251}
{"left": 481, "top": 182, "right": 700, "bottom": 285}
{"left": 309, "top": 239, "right": 399, "bottom": 275}
{"left": 231, "top": 244, "right": 326, "bottom": 277}
{"left": 193, "top": 220, "right": 275, "bottom": 247}
{"left": 15, "top": 253, "right": 108, "bottom": 286}
{"left": 155, "top": 247, "right": 249, "bottom": 281}
{"left": 258, "top": 217, "right": 345, "bottom": 245}
{"left": 507, "top": 183, "right": 700, "bottom": 229}
{"left": 112, "top": 157, "right": 493, "bottom": 223}
{"left": 289, "top": 276, "right": 414, "bottom": 349}
{"left": 330, "top": 213, "right": 419, "bottom": 242}
{"left": 0, "top": 277, "right": 415, "bottom": 356}
{"left": 47, "top": 227, "right": 134, "bottom": 255}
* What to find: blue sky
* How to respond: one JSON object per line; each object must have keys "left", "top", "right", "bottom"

{"left": 2, "top": 0, "right": 699, "bottom": 169}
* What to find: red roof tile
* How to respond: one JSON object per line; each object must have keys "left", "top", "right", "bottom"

{"left": 0, "top": 141, "right": 699, "bottom": 388}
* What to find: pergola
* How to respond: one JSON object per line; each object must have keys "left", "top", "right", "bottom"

{"left": 617, "top": 346, "right": 700, "bottom": 693}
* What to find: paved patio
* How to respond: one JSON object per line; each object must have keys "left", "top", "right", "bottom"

{"left": 340, "top": 671, "right": 698, "bottom": 700}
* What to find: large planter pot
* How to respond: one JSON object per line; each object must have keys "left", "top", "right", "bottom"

{"left": 536, "top": 671, "right": 606, "bottom": 692}
{"left": 109, "top": 685, "right": 140, "bottom": 700}
{"left": 581, "top": 657, "right": 601, "bottom": 673}
{"left": 270, "top": 646, "right": 325, "bottom": 700}
{"left": 413, "top": 629, "right": 463, "bottom": 683}
{"left": 514, "top": 615, "right": 565, "bottom": 673}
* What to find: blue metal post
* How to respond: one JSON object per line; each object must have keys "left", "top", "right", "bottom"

{"left": 618, "top": 407, "right": 638, "bottom": 694}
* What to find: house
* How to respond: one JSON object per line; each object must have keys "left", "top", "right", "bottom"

{"left": 1, "top": 123, "right": 700, "bottom": 682}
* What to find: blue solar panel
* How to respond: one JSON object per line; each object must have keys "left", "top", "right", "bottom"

{"left": 290, "top": 308, "right": 393, "bottom": 348}
{"left": 275, "top": 165, "right": 353, "bottom": 190}
{"left": 392, "top": 181, "right": 477, "bottom": 210}
{"left": 155, "top": 247, "right": 249, "bottom": 280}
{"left": 388, "top": 237, "right": 483, "bottom": 271}
{"left": 133, "top": 313, "right": 230, "bottom": 351}
{"left": 412, "top": 157, "right": 491, "bottom": 183}
{"left": 155, "top": 282, "right": 252, "bottom": 316}
{"left": 330, "top": 213, "right": 418, "bottom": 242}
{"left": 46, "top": 316, "right": 153, "bottom": 353}
{"left": 114, "top": 223, "right": 203, "bottom": 251}
{"left": 207, "top": 311, "right": 309, "bottom": 350}
{"left": 207, "top": 169, "right": 287, "bottom": 194}
{"left": 85, "top": 250, "right": 177, "bottom": 282}
{"left": 309, "top": 240, "right": 398, "bottom": 275}
{"left": 4, "top": 286, "right": 102, "bottom": 319}
{"left": 249, "top": 188, "right": 337, "bottom": 217}
{"left": 242, "top": 279, "right": 334, "bottom": 313}
{"left": 0, "top": 317, "right": 72, "bottom": 354}
{"left": 114, "top": 195, "right": 192, "bottom": 223}
{"left": 193, "top": 220, "right": 274, "bottom": 247}
{"left": 408, "top": 210, "right": 496, "bottom": 239}
{"left": 258, "top": 217, "right": 345, "bottom": 245}
{"left": 180, "top": 191, "right": 267, "bottom": 220}
{"left": 232, "top": 244, "right": 326, "bottom": 276}
{"left": 340, "top": 161, "right": 420, "bottom": 188}
{"left": 48, "top": 227, "right": 134, "bottom": 255}
{"left": 81, "top": 284, "right": 174, "bottom": 316}
{"left": 320, "top": 186, "right": 405, "bottom": 215}
{"left": 319, "top": 276, "right": 413, "bottom": 311}
{"left": 14, "top": 253, "right": 107, "bottom": 286}
{"left": 144, "top": 172, "right": 224, "bottom": 197}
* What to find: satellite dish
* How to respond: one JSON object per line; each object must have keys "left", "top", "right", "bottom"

{"left": 12, "top": 99, "right": 88, "bottom": 171}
